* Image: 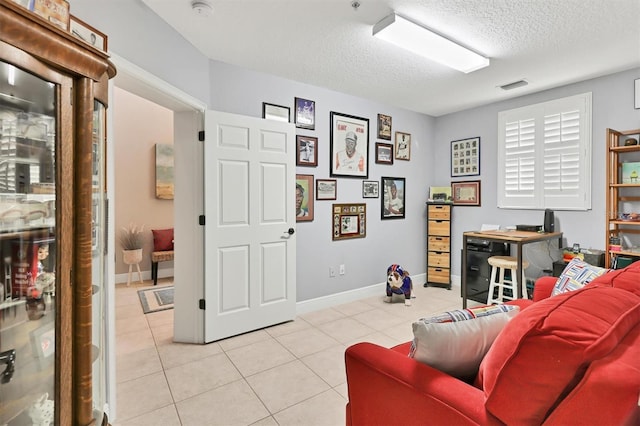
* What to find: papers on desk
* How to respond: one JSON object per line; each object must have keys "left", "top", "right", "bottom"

{"left": 480, "top": 224, "right": 500, "bottom": 231}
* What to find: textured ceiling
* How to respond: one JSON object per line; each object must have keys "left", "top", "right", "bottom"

{"left": 141, "top": 0, "right": 640, "bottom": 116}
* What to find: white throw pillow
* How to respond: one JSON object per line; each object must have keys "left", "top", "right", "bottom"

{"left": 409, "top": 305, "right": 519, "bottom": 378}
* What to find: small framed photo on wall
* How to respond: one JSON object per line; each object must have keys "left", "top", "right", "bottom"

{"left": 296, "top": 174, "right": 314, "bottom": 221}
{"left": 262, "top": 102, "right": 290, "bottom": 123}
{"left": 381, "top": 176, "right": 405, "bottom": 219}
{"left": 394, "top": 132, "right": 411, "bottom": 160}
{"left": 362, "top": 181, "right": 379, "bottom": 198}
{"left": 452, "top": 180, "right": 481, "bottom": 206}
{"left": 295, "top": 97, "right": 315, "bottom": 130}
{"left": 375, "top": 143, "right": 393, "bottom": 164}
{"left": 451, "top": 137, "right": 480, "bottom": 177}
{"left": 296, "top": 135, "right": 317, "bottom": 167}
{"left": 377, "top": 113, "right": 392, "bottom": 140}
{"left": 316, "top": 179, "right": 337, "bottom": 200}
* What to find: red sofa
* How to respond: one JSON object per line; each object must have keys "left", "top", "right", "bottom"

{"left": 345, "top": 263, "right": 640, "bottom": 425}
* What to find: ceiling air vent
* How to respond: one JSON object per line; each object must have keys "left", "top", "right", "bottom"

{"left": 499, "top": 79, "right": 528, "bottom": 91}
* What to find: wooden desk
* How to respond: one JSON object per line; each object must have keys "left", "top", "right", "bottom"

{"left": 461, "top": 230, "right": 563, "bottom": 308}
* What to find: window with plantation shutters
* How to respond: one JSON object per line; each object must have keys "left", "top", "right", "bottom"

{"left": 497, "top": 93, "right": 592, "bottom": 210}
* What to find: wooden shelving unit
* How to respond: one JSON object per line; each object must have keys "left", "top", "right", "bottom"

{"left": 606, "top": 128, "right": 640, "bottom": 268}
{"left": 425, "top": 203, "right": 452, "bottom": 289}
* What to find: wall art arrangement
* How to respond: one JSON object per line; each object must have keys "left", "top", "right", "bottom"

{"left": 451, "top": 136, "right": 480, "bottom": 177}
{"left": 452, "top": 180, "right": 481, "bottom": 206}
{"left": 332, "top": 203, "right": 366, "bottom": 240}
{"left": 381, "top": 176, "right": 405, "bottom": 219}
{"left": 375, "top": 142, "right": 393, "bottom": 164}
{"left": 296, "top": 174, "right": 314, "bottom": 221}
{"left": 377, "top": 113, "right": 392, "bottom": 140}
{"left": 155, "top": 143, "right": 174, "bottom": 200}
{"left": 295, "top": 97, "right": 315, "bottom": 130}
{"left": 395, "top": 131, "right": 411, "bottom": 160}
{"left": 296, "top": 135, "right": 317, "bottom": 167}
{"left": 262, "top": 102, "right": 290, "bottom": 122}
{"left": 362, "top": 181, "right": 379, "bottom": 198}
{"left": 316, "top": 179, "right": 337, "bottom": 200}
{"left": 330, "top": 111, "right": 369, "bottom": 178}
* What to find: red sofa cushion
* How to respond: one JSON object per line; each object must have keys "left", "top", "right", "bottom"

{"left": 152, "top": 228, "right": 174, "bottom": 251}
{"left": 478, "top": 286, "right": 640, "bottom": 425}
{"left": 585, "top": 259, "right": 640, "bottom": 297}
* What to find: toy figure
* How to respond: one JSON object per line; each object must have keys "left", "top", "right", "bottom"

{"left": 385, "top": 264, "right": 413, "bottom": 306}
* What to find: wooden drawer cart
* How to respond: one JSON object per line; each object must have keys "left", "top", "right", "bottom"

{"left": 425, "top": 203, "right": 452, "bottom": 289}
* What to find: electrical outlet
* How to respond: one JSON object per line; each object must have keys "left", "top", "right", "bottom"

{"left": 339, "top": 264, "right": 345, "bottom": 275}
{"left": 329, "top": 267, "right": 336, "bottom": 277}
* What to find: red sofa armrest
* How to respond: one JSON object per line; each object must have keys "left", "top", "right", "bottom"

{"left": 345, "top": 342, "right": 501, "bottom": 426}
{"left": 532, "top": 276, "right": 557, "bottom": 301}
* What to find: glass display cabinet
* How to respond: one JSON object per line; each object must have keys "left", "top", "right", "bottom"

{"left": 0, "top": 1, "right": 115, "bottom": 424}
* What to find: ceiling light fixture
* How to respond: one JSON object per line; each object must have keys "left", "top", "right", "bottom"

{"left": 372, "top": 13, "right": 490, "bottom": 73}
{"left": 191, "top": 0, "right": 213, "bottom": 17}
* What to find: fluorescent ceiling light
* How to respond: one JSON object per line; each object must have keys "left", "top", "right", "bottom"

{"left": 373, "top": 13, "right": 490, "bottom": 73}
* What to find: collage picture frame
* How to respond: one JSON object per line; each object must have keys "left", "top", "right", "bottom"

{"left": 451, "top": 136, "right": 480, "bottom": 177}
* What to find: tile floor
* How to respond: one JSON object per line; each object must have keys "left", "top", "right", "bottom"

{"left": 113, "top": 279, "right": 463, "bottom": 426}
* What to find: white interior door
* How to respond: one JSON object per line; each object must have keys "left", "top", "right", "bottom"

{"left": 204, "top": 110, "right": 296, "bottom": 342}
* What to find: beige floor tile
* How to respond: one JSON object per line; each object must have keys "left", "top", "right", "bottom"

{"left": 316, "top": 317, "right": 376, "bottom": 344}
{"left": 146, "top": 308, "right": 174, "bottom": 328}
{"left": 299, "top": 307, "right": 345, "bottom": 326}
{"left": 344, "top": 331, "right": 402, "bottom": 349}
{"left": 276, "top": 327, "right": 340, "bottom": 358}
{"left": 116, "top": 315, "right": 149, "bottom": 336}
{"left": 381, "top": 319, "right": 416, "bottom": 343}
{"left": 116, "top": 303, "right": 145, "bottom": 321}
{"left": 226, "top": 338, "right": 296, "bottom": 377}
{"left": 246, "top": 360, "right": 330, "bottom": 413}
{"left": 300, "top": 344, "right": 347, "bottom": 387}
{"left": 332, "top": 300, "right": 375, "bottom": 317}
{"left": 250, "top": 416, "right": 279, "bottom": 426}
{"left": 114, "top": 403, "right": 180, "bottom": 426}
{"left": 115, "top": 288, "right": 145, "bottom": 308}
{"left": 351, "top": 307, "right": 407, "bottom": 331}
{"left": 176, "top": 379, "right": 269, "bottom": 426}
{"left": 218, "top": 329, "right": 272, "bottom": 351}
{"left": 157, "top": 341, "right": 223, "bottom": 370}
{"left": 151, "top": 322, "right": 174, "bottom": 346}
{"left": 264, "top": 317, "right": 312, "bottom": 338}
{"left": 165, "top": 352, "right": 242, "bottom": 402}
{"left": 116, "top": 346, "right": 163, "bottom": 384}
{"left": 333, "top": 382, "right": 348, "bottom": 400}
{"left": 116, "top": 371, "right": 173, "bottom": 422}
{"left": 116, "top": 328, "right": 156, "bottom": 356}
{"left": 273, "top": 389, "right": 346, "bottom": 426}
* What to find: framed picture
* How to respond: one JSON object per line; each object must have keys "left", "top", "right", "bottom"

{"left": 296, "top": 135, "right": 317, "bottom": 167}
{"left": 295, "top": 97, "right": 315, "bottom": 130}
{"left": 296, "top": 174, "right": 314, "bottom": 221}
{"left": 155, "top": 144, "right": 174, "bottom": 200}
{"left": 395, "top": 132, "right": 411, "bottom": 160}
{"left": 70, "top": 15, "right": 107, "bottom": 51}
{"left": 452, "top": 180, "right": 481, "bottom": 206}
{"left": 635, "top": 78, "right": 640, "bottom": 109}
{"left": 362, "top": 181, "right": 379, "bottom": 198}
{"left": 262, "top": 102, "right": 290, "bottom": 123}
{"left": 316, "top": 179, "right": 337, "bottom": 200}
{"left": 375, "top": 142, "right": 393, "bottom": 164}
{"left": 621, "top": 162, "right": 640, "bottom": 183}
{"left": 377, "top": 113, "right": 392, "bottom": 140}
{"left": 381, "top": 177, "right": 405, "bottom": 219}
{"left": 451, "top": 137, "right": 480, "bottom": 177}
{"left": 330, "top": 111, "right": 369, "bottom": 178}
{"left": 332, "top": 203, "right": 366, "bottom": 241}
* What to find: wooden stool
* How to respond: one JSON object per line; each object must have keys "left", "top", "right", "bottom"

{"left": 487, "top": 256, "right": 530, "bottom": 304}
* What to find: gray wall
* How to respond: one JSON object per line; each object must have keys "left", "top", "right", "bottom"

{"left": 435, "top": 68, "right": 640, "bottom": 278}
{"left": 73, "top": 1, "right": 640, "bottom": 299}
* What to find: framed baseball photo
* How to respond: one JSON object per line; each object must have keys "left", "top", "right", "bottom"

{"left": 296, "top": 135, "right": 317, "bottom": 167}
{"left": 395, "top": 132, "right": 411, "bottom": 160}
{"left": 375, "top": 142, "right": 393, "bottom": 165}
{"left": 377, "top": 113, "right": 392, "bottom": 140}
{"left": 294, "top": 97, "right": 315, "bottom": 130}
{"left": 381, "top": 176, "right": 405, "bottom": 220}
{"left": 330, "top": 111, "right": 369, "bottom": 178}
{"left": 451, "top": 137, "right": 480, "bottom": 177}
{"left": 296, "top": 174, "right": 314, "bottom": 221}
{"left": 316, "top": 179, "right": 337, "bottom": 200}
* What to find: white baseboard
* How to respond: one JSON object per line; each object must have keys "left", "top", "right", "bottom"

{"left": 296, "top": 272, "right": 427, "bottom": 315}
{"left": 115, "top": 268, "right": 174, "bottom": 284}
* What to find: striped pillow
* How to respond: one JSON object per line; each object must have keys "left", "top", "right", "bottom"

{"left": 552, "top": 258, "right": 610, "bottom": 296}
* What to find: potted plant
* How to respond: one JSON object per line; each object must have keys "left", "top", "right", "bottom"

{"left": 120, "top": 223, "right": 144, "bottom": 265}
